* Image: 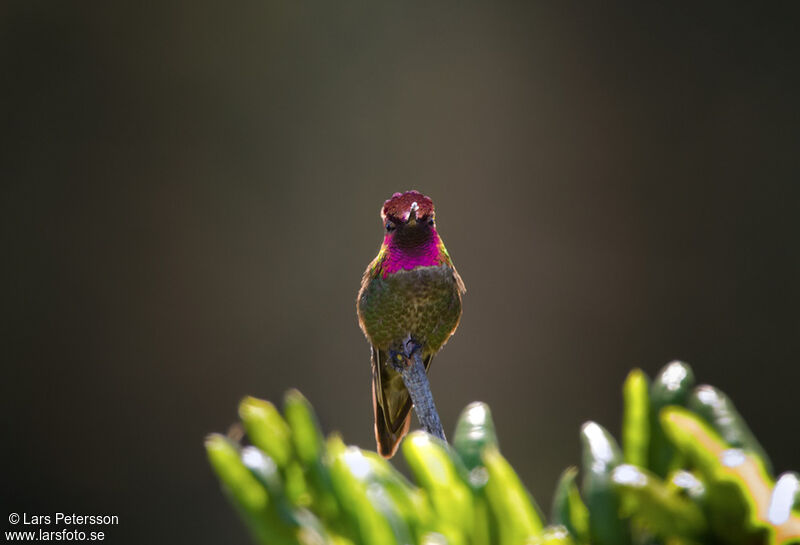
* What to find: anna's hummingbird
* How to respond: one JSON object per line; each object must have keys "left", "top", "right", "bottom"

{"left": 357, "top": 190, "right": 465, "bottom": 458}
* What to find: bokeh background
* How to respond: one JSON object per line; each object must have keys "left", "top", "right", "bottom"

{"left": 3, "top": 2, "right": 799, "bottom": 543}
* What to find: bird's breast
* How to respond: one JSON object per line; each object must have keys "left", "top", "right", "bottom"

{"left": 357, "top": 265, "right": 463, "bottom": 352}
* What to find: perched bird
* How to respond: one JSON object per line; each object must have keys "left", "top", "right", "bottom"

{"left": 357, "top": 190, "right": 465, "bottom": 458}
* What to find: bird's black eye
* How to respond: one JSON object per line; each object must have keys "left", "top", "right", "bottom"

{"left": 385, "top": 221, "right": 396, "bottom": 232}
{"left": 427, "top": 218, "right": 434, "bottom": 226}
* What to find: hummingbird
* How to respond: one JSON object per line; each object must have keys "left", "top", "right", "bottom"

{"left": 357, "top": 190, "right": 465, "bottom": 458}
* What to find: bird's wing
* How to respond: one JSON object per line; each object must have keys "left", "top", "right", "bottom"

{"left": 360, "top": 246, "right": 386, "bottom": 287}
{"left": 437, "top": 242, "right": 466, "bottom": 295}
{"left": 371, "top": 345, "right": 434, "bottom": 458}
{"left": 452, "top": 265, "right": 466, "bottom": 295}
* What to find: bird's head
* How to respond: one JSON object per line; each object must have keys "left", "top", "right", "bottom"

{"left": 380, "top": 191, "right": 437, "bottom": 246}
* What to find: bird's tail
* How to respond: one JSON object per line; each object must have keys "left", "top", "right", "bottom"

{"left": 371, "top": 346, "right": 433, "bottom": 458}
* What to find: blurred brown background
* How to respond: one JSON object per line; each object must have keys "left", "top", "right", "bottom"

{"left": 3, "top": 2, "right": 799, "bottom": 543}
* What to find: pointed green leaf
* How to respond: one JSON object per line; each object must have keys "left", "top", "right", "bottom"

{"left": 402, "top": 432, "right": 473, "bottom": 541}
{"left": 688, "top": 384, "right": 773, "bottom": 475}
{"left": 205, "top": 434, "right": 299, "bottom": 545}
{"left": 284, "top": 389, "right": 324, "bottom": 466}
{"left": 240, "top": 396, "right": 293, "bottom": 468}
{"left": 580, "top": 422, "right": 630, "bottom": 545}
{"left": 453, "top": 402, "right": 498, "bottom": 474}
{"left": 241, "top": 446, "right": 335, "bottom": 544}
{"left": 361, "top": 450, "right": 432, "bottom": 537}
{"left": 327, "top": 436, "right": 405, "bottom": 545}
{"left": 551, "top": 467, "right": 589, "bottom": 544}
{"left": 483, "top": 446, "right": 544, "bottom": 544}
{"left": 622, "top": 369, "right": 650, "bottom": 467}
{"left": 659, "top": 407, "right": 787, "bottom": 543}
{"left": 649, "top": 361, "right": 695, "bottom": 477}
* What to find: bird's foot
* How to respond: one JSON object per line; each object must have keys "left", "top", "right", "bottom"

{"left": 401, "top": 334, "right": 422, "bottom": 359}
{"left": 389, "top": 335, "right": 422, "bottom": 372}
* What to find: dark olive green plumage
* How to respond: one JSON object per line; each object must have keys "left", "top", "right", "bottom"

{"left": 358, "top": 265, "right": 463, "bottom": 352}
